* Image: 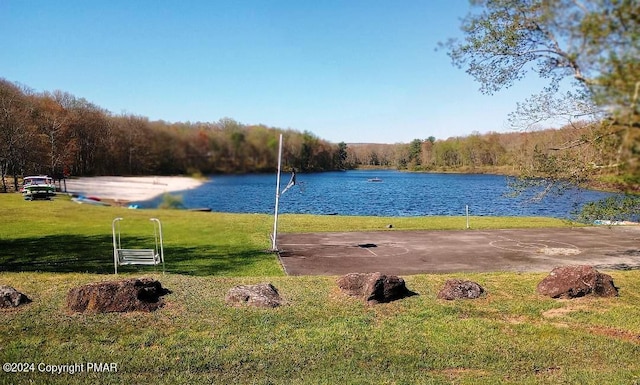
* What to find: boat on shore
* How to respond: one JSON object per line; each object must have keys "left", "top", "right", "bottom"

{"left": 71, "top": 195, "right": 110, "bottom": 206}
{"left": 21, "top": 175, "right": 56, "bottom": 200}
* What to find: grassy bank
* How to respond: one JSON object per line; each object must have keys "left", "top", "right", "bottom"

{"left": 1, "top": 194, "right": 639, "bottom": 384}
{"left": 0, "top": 193, "right": 572, "bottom": 276}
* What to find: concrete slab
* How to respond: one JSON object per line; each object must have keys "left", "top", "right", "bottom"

{"left": 277, "top": 226, "right": 640, "bottom": 276}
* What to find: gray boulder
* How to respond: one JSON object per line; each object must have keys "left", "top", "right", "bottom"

{"left": 0, "top": 286, "right": 31, "bottom": 308}
{"left": 337, "top": 272, "right": 415, "bottom": 304}
{"left": 437, "top": 279, "right": 485, "bottom": 300}
{"left": 537, "top": 265, "right": 618, "bottom": 299}
{"left": 225, "top": 283, "right": 284, "bottom": 308}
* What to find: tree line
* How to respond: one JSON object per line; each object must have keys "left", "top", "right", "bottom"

{"left": 0, "top": 76, "right": 633, "bottom": 194}
{"left": 345, "top": 123, "right": 623, "bottom": 189}
{"left": 0, "top": 79, "right": 349, "bottom": 192}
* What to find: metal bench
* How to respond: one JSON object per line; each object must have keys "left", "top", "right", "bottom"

{"left": 112, "top": 217, "right": 165, "bottom": 274}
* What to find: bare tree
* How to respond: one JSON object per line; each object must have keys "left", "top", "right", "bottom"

{"left": 444, "top": 0, "right": 639, "bottom": 198}
{"left": 0, "top": 79, "right": 36, "bottom": 192}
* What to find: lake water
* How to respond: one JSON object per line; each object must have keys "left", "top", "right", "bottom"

{"left": 138, "top": 170, "right": 614, "bottom": 218}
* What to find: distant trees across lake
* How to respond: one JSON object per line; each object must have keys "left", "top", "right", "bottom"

{"left": 0, "top": 78, "right": 626, "bottom": 193}
{"left": 346, "top": 127, "right": 600, "bottom": 174}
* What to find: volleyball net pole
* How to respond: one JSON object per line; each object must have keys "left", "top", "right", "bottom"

{"left": 271, "top": 133, "right": 284, "bottom": 251}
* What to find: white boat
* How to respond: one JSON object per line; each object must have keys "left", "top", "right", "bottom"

{"left": 367, "top": 177, "right": 383, "bottom": 182}
{"left": 21, "top": 175, "right": 56, "bottom": 200}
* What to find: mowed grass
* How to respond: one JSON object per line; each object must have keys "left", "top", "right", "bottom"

{"left": 0, "top": 193, "right": 573, "bottom": 276}
{"left": 1, "top": 194, "right": 639, "bottom": 384}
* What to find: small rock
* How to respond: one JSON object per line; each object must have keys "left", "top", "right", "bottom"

{"left": 225, "top": 283, "right": 284, "bottom": 308}
{"left": 537, "top": 265, "right": 618, "bottom": 299}
{"left": 437, "top": 279, "right": 485, "bottom": 300}
{"left": 0, "top": 286, "right": 31, "bottom": 308}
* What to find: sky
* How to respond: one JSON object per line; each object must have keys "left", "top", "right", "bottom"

{"left": 1, "top": 0, "right": 552, "bottom": 144}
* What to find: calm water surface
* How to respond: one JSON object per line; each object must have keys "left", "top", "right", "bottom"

{"left": 139, "top": 170, "right": 613, "bottom": 218}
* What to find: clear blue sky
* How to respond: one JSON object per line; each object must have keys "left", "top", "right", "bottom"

{"left": 1, "top": 0, "right": 549, "bottom": 143}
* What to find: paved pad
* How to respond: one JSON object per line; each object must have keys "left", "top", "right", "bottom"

{"left": 277, "top": 226, "right": 640, "bottom": 276}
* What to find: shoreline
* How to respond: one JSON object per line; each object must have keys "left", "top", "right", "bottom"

{"left": 63, "top": 176, "right": 205, "bottom": 202}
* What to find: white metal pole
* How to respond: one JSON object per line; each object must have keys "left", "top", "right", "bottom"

{"left": 466, "top": 205, "right": 470, "bottom": 229}
{"left": 272, "top": 134, "right": 283, "bottom": 251}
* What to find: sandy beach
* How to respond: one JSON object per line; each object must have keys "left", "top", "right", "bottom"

{"left": 63, "top": 176, "right": 205, "bottom": 202}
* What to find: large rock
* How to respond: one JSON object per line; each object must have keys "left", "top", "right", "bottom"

{"left": 67, "top": 278, "right": 170, "bottom": 313}
{"left": 536, "top": 265, "right": 618, "bottom": 299}
{"left": 337, "top": 272, "right": 415, "bottom": 304}
{"left": 225, "top": 283, "right": 284, "bottom": 308}
{"left": 437, "top": 279, "right": 485, "bottom": 300}
{"left": 0, "top": 286, "right": 31, "bottom": 308}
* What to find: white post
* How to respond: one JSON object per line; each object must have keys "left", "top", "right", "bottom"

{"left": 466, "top": 205, "right": 470, "bottom": 229}
{"left": 112, "top": 217, "right": 123, "bottom": 274}
{"left": 271, "top": 133, "right": 284, "bottom": 251}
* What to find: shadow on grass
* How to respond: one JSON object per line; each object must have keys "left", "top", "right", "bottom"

{"left": 161, "top": 245, "right": 276, "bottom": 276}
{"left": 0, "top": 234, "right": 275, "bottom": 276}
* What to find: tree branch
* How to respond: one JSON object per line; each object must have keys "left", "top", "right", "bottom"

{"left": 549, "top": 127, "right": 626, "bottom": 151}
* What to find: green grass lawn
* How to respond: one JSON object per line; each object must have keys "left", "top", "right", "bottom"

{"left": 1, "top": 194, "right": 639, "bottom": 384}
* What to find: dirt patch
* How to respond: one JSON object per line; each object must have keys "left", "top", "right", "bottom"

{"left": 542, "top": 307, "right": 585, "bottom": 318}
{"left": 588, "top": 327, "right": 640, "bottom": 343}
{"left": 534, "top": 366, "right": 563, "bottom": 377}
{"left": 429, "top": 368, "right": 490, "bottom": 380}
{"left": 542, "top": 309, "right": 640, "bottom": 344}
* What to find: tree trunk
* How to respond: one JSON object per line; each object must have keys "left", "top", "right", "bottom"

{"left": 0, "top": 161, "right": 7, "bottom": 193}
